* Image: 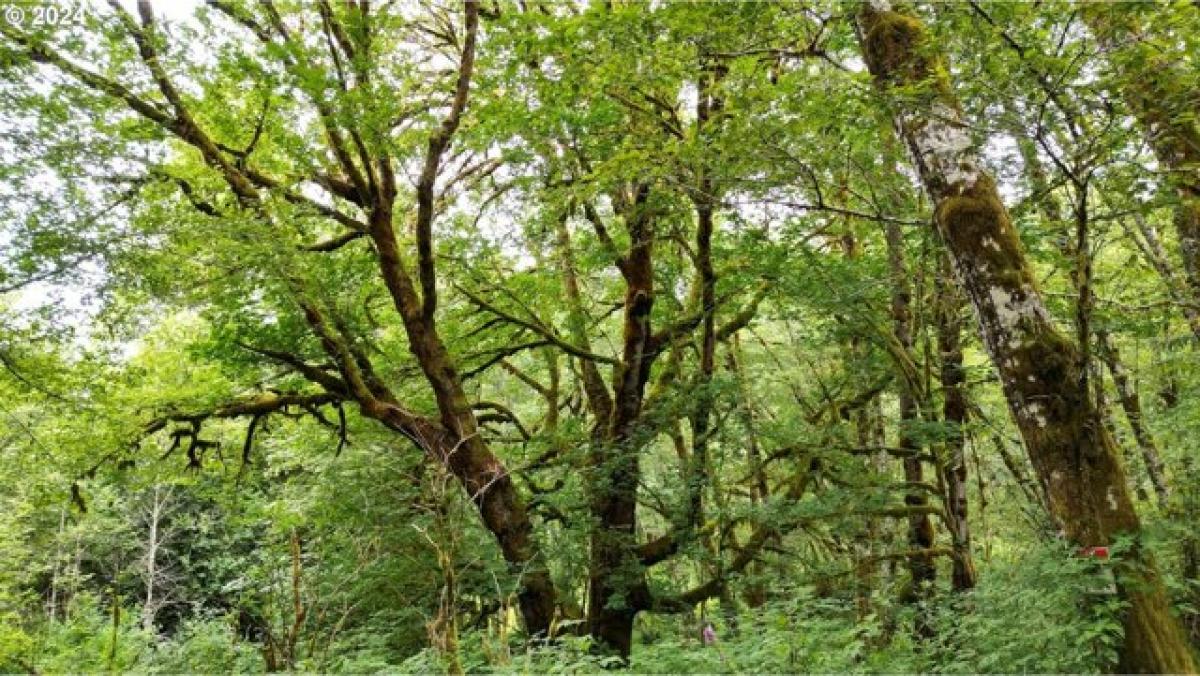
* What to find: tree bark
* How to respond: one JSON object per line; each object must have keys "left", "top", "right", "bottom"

{"left": 1096, "top": 331, "right": 1170, "bottom": 508}
{"left": 554, "top": 210, "right": 615, "bottom": 426}
{"left": 584, "top": 187, "right": 657, "bottom": 659}
{"left": 140, "top": 484, "right": 171, "bottom": 632}
{"left": 726, "top": 337, "right": 769, "bottom": 609}
{"left": 885, "top": 219, "right": 937, "bottom": 622}
{"left": 1013, "top": 122, "right": 1171, "bottom": 510}
{"left": 1083, "top": 4, "right": 1200, "bottom": 317}
{"left": 686, "top": 68, "right": 721, "bottom": 536}
{"left": 6, "top": 0, "right": 562, "bottom": 640}
{"left": 857, "top": 4, "right": 1196, "bottom": 672}
{"left": 338, "top": 173, "right": 557, "bottom": 640}
{"left": 836, "top": 220, "right": 890, "bottom": 620}
{"left": 936, "top": 257, "right": 977, "bottom": 591}
{"left": 581, "top": 61, "right": 732, "bottom": 657}
{"left": 1125, "top": 212, "right": 1200, "bottom": 342}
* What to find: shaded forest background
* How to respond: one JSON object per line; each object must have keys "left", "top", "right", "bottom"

{"left": 1, "top": 0, "right": 1199, "bottom": 672}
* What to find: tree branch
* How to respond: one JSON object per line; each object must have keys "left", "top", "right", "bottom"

{"left": 416, "top": 0, "right": 479, "bottom": 321}
{"left": 457, "top": 286, "right": 619, "bottom": 366}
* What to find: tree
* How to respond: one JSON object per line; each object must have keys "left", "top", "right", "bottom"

{"left": 856, "top": 2, "right": 1195, "bottom": 671}
{"left": 2, "top": 1, "right": 1198, "bottom": 671}
{"left": 0, "top": 0, "right": 557, "bottom": 635}
{"left": 1082, "top": 3, "right": 1200, "bottom": 313}
{"left": 134, "top": 484, "right": 176, "bottom": 633}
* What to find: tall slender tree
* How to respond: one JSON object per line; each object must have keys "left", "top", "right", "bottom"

{"left": 856, "top": 2, "right": 1196, "bottom": 671}
{"left": 1083, "top": 4, "right": 1200, "bottom": 311}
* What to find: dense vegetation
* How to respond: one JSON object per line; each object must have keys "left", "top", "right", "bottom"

{"left": 1, "top": 0, "right": 1199, "bottom": 672}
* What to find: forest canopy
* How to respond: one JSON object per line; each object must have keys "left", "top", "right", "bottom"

{"left": 1, "top": 0, "right": 1199, "bottom": 672}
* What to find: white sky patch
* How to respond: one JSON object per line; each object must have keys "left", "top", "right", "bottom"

{"left": 985, "top": 134, "right": 1021, "bottom": 203}
{"left": 118, "top": 0, "right": 201, "bottom": 23}
{"left": 676, "top": 81, "right": 697, "bottom": 123}
{"left": 1, "top": 1, "right": 207, "bottom": 353}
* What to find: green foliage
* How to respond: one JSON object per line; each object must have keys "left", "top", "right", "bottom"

{"left": 30, "top": 593, "right": 155, "bottom": 673}
{"left": 387, "top": 541, "right": 1124, "bottom": 674}
{"left": 2, "top": 0, "right": 1199, "bottom": 672}
{"left": 923, "top": 545, "right": 1125, "bottom": 674}
{"left": 146, "top": 616, "right": 263, "bottom": 674}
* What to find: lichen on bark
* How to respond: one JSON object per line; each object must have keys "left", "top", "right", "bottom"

{"left": 857, "top": 3, "right": 1198, "bottom": 671}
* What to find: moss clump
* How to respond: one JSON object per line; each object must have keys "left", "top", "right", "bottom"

{"left": 863, "top": 9, "right": 930, "bottom": 82}
{"left": 936, "top": 176, "right": 1038, "bottom": 291}
{"left": 863, "top": 7, "right": 959, "bottom": 105}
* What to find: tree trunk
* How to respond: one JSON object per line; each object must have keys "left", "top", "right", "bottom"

{"left": 1126, "top": 213, "right": 1200, "bottom": 342}
{"left": 554, "top": 210, "right": 615, "bottom": 425}
{"left": 587, "top": 193, "right": 656, "bottom": 660}
{"left": 727, "top": 337, "right": 769, "bottom": 609}
{"left": 838, "top": 223, "right": 884, "bottom": 619}
{"left": 1096, "top": 331, "right": 1170, "bottom": 508}
{"left": 687, "top": 69, "right": 721, "bottom": 538}
{"left": 1083, "top": 4, "right": 1200, "bottom": 315}
{"left": 46, "top": 506, "right": 65, "bottom": 623}
{"left": 1014, "top": 119, "right": 1167, "bottom": 509}
{"left": 417, "top": 333, "right": 557, "bottom": 639}
{"left": 1014, "top": 121, "right": 1170, "bottom": 510}
{"left": 936, "top": 257, "right": 977, "bottom": 591}
{"left": 885, "top": 219, "right": 937, "bottom": 621}
{"left": 369, "top": 203, "right": 557, "bottom": 638}
{"left": 857, "top": 4, "right": 1196, "bottom": 672}
{"left": 556, "top": 199, "right": 657, "bottom": 658}
{"left": 140, "top": 484, "right": 170, "bottom": 633}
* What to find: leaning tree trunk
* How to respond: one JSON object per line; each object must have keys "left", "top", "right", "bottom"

{"left": 1083, "top": 4, "right": 1200, "bottom": 314}
{"left": 1096, "top": 331, "right": 1171, "bottom": 509}
{"left": 1014, "top": 125, "right": 1172, "bottom": 509}
{"left": 370, "top": 198, "right": 558, "bottom": 638}
{"left": 857, "top": 3, "right": 1196, "bottom": 672}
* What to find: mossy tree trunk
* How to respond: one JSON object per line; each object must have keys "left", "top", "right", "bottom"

{"left": 839, "top": 224, "right": 887, "bottom": 619}
{"left": 727, "top": 337, "right": 770, "bottom": 609}
{"left": 23, "top": 0, "right": 565, "bottom": 641}
{"left": 686, "top": 64, "right": 724, "bottom": 553}
{"left": 1096, "top": 331, "right": 1171, "bottom": 508}
{"left": 1013, "top": 123, "right": 1172, "bottom": 510}
{"left": 885, "top": 219, "right": 937, "bottom": 626}
{"left": 587, "top": 192, "right": 656, "bottom": 659}
{"left": 857, "top": 3, "right": 1197, "bottom": 672}
{"left": 936, "top": 256, "right": 977, "bottom": 591}
{"left": 1083, "top": 4, "right": 1200, "bottom": 317}
{"left": 581, "top": 64, "right": 741, "bottom": 658}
